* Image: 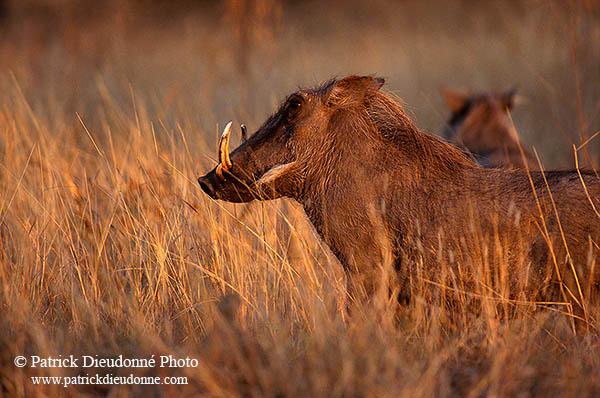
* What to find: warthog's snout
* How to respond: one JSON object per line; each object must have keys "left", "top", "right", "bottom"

{"left": 197, "top": 174, "right": 216, "bottom": 198}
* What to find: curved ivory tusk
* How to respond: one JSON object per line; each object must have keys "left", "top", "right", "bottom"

{"left": 240, "top": 123, "right": 248, "bottom": 142}
{"left": 216, "top": 121, "right": 233, "bottom": 178}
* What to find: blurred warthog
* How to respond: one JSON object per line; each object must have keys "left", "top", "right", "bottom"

{"left": 199, "top": 76, "right": 599, "bottom": 317}
{"left": 442, "top": 88, "right": 538, "bottom": 170}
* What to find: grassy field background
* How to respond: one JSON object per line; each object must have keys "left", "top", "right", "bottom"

{"left": 0, "top": 0, "right": 599, "bottom": 396}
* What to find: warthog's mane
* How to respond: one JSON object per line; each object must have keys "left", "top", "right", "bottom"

{"left": 363, "top": 89, "right": 477, "bottom": 172}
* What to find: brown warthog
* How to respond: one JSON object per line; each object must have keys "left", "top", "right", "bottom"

{"left": 199, "top": 76, "right": 599, "bottom": 317}
{"left": 442, "top": 88, "right": 538, "bottom": 170}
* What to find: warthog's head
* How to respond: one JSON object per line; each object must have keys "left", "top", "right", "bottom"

{"left": 442, "top": 87, "right": 517, "bottom": 143}
{"left": 198, "top": 75, "right": 385, "bottom": 203}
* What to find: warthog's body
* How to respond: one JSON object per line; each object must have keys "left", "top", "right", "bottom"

{"left": 199, "top": 76, "right": 599, "bottom": 314}
{"left": 443, "top": 88, "right": 538, "bottom": 170}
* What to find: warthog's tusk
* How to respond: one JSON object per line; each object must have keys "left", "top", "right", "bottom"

{"left": 216, "top": 121, "right": 233, "bottom": 178}
{"left": 240, "top": 123, "right": 247, "bottom": 142}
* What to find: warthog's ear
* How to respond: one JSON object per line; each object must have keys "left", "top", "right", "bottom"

{"left": 442, "top": 87, "right": 467, "bottom": 112}
{"left": 327, "top": 76, "right": 385, "bottom": 107}
{"left": 500, "top": 87, "right": 518, "bottom": 110}
{"left": 254, "top": 162, "right": 302, "bottom": 198}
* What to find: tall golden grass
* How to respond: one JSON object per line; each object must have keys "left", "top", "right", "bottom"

{"left": 0, "top": 1, "right": 599, "bottom": 396}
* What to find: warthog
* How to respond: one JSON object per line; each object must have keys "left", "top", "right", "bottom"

{"left": 199, "top": 76, "right": 599, "bottom": 317}
{"left": 442, "top": 88, "right": 538, "bottom": 170}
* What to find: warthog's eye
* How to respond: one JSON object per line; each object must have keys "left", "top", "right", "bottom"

{"left": 286, "top": 96, "right": 304, "bottom": 117}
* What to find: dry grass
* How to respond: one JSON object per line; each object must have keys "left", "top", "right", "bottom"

{"left": 0, "top": 1, "right": 599, "bottom": 396}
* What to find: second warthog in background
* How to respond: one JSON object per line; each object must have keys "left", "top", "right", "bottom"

{"left": 442, "top": 88, "right": 538, "bottom": 170}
